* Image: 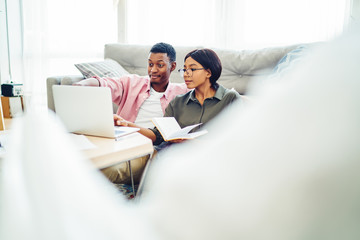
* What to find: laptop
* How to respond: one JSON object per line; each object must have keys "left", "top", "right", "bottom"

{"left": 52, "top": 85, "right": 139, "bottom": 139}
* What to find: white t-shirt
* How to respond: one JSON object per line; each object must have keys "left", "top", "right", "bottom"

{"left": 134, "top": 87, "right": 164, "bottom": 128}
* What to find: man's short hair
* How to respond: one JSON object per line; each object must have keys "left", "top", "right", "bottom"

{"left": 150, "top": 42, "right": 176, "bottom": 62}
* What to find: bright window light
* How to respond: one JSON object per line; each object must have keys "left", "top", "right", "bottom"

{"left": 126, "top": 0, "right": 350, "bottom": 49}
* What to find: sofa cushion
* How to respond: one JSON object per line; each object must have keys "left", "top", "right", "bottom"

{"left": 103, "top": 43, "right": 307, "bottom": 94}
{"left": 74, "top": 59, "right": 129, "bottom": 78}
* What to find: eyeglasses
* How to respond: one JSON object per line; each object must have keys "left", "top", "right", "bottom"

{"left": 178, "top": 68, "right": 205, "bottom": 77}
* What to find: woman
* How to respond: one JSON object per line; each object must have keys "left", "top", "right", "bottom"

{"left": 116, "top": 48, "right": 241, "bottom": 148}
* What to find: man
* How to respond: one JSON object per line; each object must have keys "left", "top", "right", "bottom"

{"left": 74, "top": 42, "right": 188, "bottom": 184}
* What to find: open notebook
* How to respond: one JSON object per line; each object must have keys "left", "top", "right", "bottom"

{"left": 52, "top": 85, "right": 139, "bottom": 139}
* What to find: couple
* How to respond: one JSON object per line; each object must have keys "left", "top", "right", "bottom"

{"left": 75, "top": 42, "right": 241, "bottom": 184}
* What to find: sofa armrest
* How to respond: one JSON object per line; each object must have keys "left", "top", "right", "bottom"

{"left": 47, "top": 75, "right": 84, "bottom": 112}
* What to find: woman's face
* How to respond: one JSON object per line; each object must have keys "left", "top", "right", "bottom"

{"left": 183, "top": 57, "right": 211, "bottom": 89}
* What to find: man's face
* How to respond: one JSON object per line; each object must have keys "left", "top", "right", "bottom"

{"left": 148, "top": 53, "right": 175, "bottom": 85}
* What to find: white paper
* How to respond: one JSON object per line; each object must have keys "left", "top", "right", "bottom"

{"left": 69, "top": 133, "right": 97, "bottom": 150}
{"left": 9, "top": 97, "right": 23, "bottom": 118}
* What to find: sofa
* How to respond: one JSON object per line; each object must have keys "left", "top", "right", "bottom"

{"left": 46, "top": 43, "right": 307, "bottom": 112}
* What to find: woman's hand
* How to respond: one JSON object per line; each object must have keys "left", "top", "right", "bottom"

{"left": 113, "top": 114, "right": 131, "bottom": 126}
{"left": 169, "top": 139, "right": 187, "bottom": 143}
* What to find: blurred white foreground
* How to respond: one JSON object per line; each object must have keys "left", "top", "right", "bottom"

{"left": 1, "top": 27, "right": 360, "bottom": 240}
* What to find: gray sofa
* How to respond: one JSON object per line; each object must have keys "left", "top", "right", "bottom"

{"left": 47, "top": 43, "right": 304, "bottom": 112}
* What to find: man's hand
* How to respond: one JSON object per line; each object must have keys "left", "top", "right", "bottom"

{"left": 72, "top": 78, "right": 100, "bottom": 86}
{"left": 113, "top": 114, "right": 130, "bottom": 126}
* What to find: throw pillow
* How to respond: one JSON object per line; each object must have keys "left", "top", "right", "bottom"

{"left": 251, "top": 45, "right": 310, "bottom": 93}
{"left": 74, "top": 59, "right": 129, "bottom": 78}
{"left": 272, "top": 45, "right": 309, "bottom": 77}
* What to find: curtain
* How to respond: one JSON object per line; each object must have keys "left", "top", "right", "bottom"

{"left": 21, "top": 0, "right": 117, "bottom": 107}
{"left": 0, "top": 0, "right": 23, "bottom": 85}
{"left": 125, "top": 0, "right": 351, "bottom": 49}
{"left": 7, "top": 0, "right": 352, "bottom": 108}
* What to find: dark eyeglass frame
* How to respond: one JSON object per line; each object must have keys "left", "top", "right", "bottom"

{"left": 178, "top": 68, "right": 205, "bottom": 77}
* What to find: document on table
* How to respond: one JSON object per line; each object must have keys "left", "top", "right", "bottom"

{"left": 69, "top": 134, "right": 97, "bottom": 150}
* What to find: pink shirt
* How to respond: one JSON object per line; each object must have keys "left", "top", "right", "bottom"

{"left": 96, "top": 75, "right": 189, "bottom": 122}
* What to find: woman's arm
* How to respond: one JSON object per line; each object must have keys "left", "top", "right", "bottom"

{"left": 163, "top": 99, "right": 186, "bottom": 143}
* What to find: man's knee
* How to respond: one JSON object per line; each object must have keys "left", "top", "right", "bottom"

{"left": 100, "top": 155, "right": 150, "bottom": 184}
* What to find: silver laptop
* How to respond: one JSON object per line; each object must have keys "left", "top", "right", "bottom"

{"left": 52, "top": 85, "right": 139, "bottom": 139}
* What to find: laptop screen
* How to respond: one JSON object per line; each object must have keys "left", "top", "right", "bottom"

{"left": 52, "top": 85, "right": 117, "bottom": 138}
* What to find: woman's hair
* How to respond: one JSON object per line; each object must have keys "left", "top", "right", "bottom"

{"left": 184, "top": 48, "right": 222, "bottom": 90}
{"left": 150, "top": 42, "right": 176, "bottom": 63}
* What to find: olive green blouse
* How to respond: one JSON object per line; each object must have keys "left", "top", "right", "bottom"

{"left": 151, "top": 85, "right": 241, "bottom": 146}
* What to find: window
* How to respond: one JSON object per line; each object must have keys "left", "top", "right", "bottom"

{"left": 21, "top": 0, "right": 117, "bottom": 106}
{"left": 124, "top": 0, "right": 351, "bottom": 49}
{"left": 5, "top": 0, "right": 352, "bottom": 108}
